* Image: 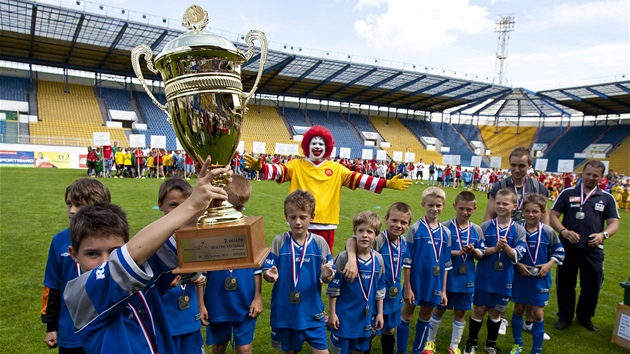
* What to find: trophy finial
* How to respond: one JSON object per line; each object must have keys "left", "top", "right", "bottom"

{"left": 182, "top": 5, "right": 208, "bottom": 31}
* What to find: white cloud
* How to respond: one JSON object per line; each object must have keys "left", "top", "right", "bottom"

{"left": 353, "top": 0, "right": 494, "bottom": 53}
{"left": 539, "top": 0, "right": 627, "bottom": 27}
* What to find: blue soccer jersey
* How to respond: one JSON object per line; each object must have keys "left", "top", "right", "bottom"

{"left": 204, "top": 268, "right": 261, "bottom": 322}
{"left": 43, "top": 228, "right": 83, "bottom": 348}
{"left": 476, "top": 219, "right": 527, "bottom": 297}
{"left": 161, "top": 283, "right": 202, "bottom": 336}
{"left": 442, "top": 220, "right": 485, "bottom": 293}
{"left": 263, "top": 232, "right": 333, "bottom": 330}
{"left": 64, "top": 241, "right": 179, "bottom": 354}
{"left": 513, "top": 223, "right": 565, "bottom": 303}
{"left": 404, "top": 218, "right": 453, "bottom": 304}
{"left": 326, "top": 250, "right": 386, "bottom": 339}
{"left": 372, "top": 231, "right": 406, "bottom": 315}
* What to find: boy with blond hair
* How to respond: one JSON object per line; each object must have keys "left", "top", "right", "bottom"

{"left": 398, "top": 187, "right": 452, "bottom": 354}
{"left": 424, "top": 191, "right": 485, "bottom": 354}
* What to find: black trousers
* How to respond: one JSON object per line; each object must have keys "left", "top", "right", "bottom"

{"left": 556, "top": 246, "right": 604, "bottom": 322}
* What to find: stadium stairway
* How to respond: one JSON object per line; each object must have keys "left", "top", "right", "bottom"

{"left": 370, "top": 116, "right": 441, "bottom": 163}
{"left": 478, "top": 125, "right": 537, "bottom": 169}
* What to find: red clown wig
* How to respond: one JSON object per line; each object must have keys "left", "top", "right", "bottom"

{"left": 301, "top": 125, "right": 335, "bottom": 159}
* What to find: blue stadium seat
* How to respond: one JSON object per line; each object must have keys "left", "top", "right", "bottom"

{"left": 0, "top": 75, "right": 29, "bottom": 102}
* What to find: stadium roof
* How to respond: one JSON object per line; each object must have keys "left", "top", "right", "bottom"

{"left": 1, "top": 0, "right": 629, "bottom": 118}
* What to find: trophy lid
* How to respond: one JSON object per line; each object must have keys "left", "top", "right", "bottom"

{"left": 156, "top": 5, "right": 244, "bottom": 61}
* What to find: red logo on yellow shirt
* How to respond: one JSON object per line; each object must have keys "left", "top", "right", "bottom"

{"left": 325, "top": 168, "right": 333, "bottom": 176}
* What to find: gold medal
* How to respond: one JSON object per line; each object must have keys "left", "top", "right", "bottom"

{"left": 433, "top": 265, "right": 440, "bottom": 277}
{"left": 365, "top": 305, "right": 370, "bottom": 317}
{"left": 494, "top": 261, "right": 504, "bottom": 271}
{"left": 289, "top": 290, "right": 301, "bottom": 304}
{"left": 459, "top": 264, "right": 468, "bottom": 274}
{"left": 224, "top": 277, "right": 238, "bottom": 291}
{"left": 178, "top": 295, "right": 190, "bottom": 310}
{"left": 388, "top": 286, "right": 399, "bottom": 298}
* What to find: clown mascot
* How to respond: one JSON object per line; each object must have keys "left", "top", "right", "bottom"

{"left": 244, "top": 125, "right": 411, "bottom": 252}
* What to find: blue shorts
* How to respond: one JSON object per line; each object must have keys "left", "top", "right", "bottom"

{"left": 271, "top": 326, "right": 328, "bottom": 352}
{"left": 173, "top": 330, "right": 203, "bottom": 354}
{"left": 473, "top": 290, "right": 509, "bottom": 312}
{"left": 437, "top": 292, "right": 473, "bottom": 311}
{"left": 206, "top": 316, "right": 257, "bottom": 346}
{"left": 373, "top": 308, "right": 402, "bottom": 335}
{"left": 417, "top": 299, "right": 439, "bottom": 308}
{"left": 330, "top": 333, "right": 370, "bottom": 354}
{"left": 512, "top": 272, "right": 551, "bottom": 307}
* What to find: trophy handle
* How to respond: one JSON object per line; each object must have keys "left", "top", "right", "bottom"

{"left": 131, "top": 44, "right": 170, "bottom": 120}
{"left": 241, "top": 30, "right": 268, "bottom": 108}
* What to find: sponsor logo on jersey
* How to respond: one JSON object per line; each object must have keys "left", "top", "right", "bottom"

{"left": 95, "top": 262, "right": 107, "bottom": 280}
{"left": 325, "top": 168, "right": 333, "bottom": 176}
{"left": 61, "top": 252, "right": 71, "bottom": 257}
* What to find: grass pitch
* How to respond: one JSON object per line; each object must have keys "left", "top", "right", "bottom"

{"left": 0, "top": 167, "right": 628, "bottom": 353}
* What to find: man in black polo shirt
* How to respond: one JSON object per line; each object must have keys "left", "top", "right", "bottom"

{"left": 550, "top": 160, "right": 620, "bottom": 332}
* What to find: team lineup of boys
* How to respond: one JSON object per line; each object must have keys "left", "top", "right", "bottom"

{"left": 45, "top": 128, "right": 622, "bottom": 354}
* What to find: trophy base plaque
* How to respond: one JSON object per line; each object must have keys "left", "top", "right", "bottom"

{"left": 173, "top": 216, "right": 270, "bottom": 274}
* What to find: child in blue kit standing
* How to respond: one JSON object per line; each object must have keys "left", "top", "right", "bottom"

{"left": 398, "top": 187, "right": 452, "bottom": 354}
{"left": 464, "top": 188, "right": 527, "bottom": 354}
{"left": 157, "top": 178, "right": 205, "bottom": 354}
{"left": 423, "top": 191, "right": 485, "bottom": 354}
{"left": 63, "top": 160, "right": 230, "bottom": 353}
{"left": 42, "top": 178, "right": 111, "bottom": 353}
{"left": 263, "top": 190, "right": 335, "bottom": 354}
{"left": 327, "top": 211, "right": 387, "bottom": 354}
{"left": 343, "top": 202, "right": 413, "bottom": 354}
{"left": 202, "top": 175, "right": 263, "bottom": 354}
{"left": 509, "top": 194, "right": 564, "bottom": 354}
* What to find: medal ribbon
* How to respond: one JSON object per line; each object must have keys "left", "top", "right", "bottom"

{"left": 384, "top": 230, "right": 401, "bottom": 284}
{"left": 357, "top": 249, "right": 376, "bottom": 303}
{"left": 580, "top": 183, "right": 597, "bottom": 211}
{"left": 180, "top": 284, "right": 186, "bottom": 292}
{"left": 128, "top": 291, "right": 158, "bottom": 354}
{"left": 290, "top": 232, "right": 311, "bottom": 290}
{"left": 454, "top": 219, "right": 471, "bottom": 262}
{"left": 514, "top": 179, "right": 526, "bottom": 210}
{"left": 526, "top": 222, "right": 542, "bottom": 265}
{"left": 494, "top": 218, "right": 513, "bottom": 260}
{"left": 423, "top": 217, "right": 443, "bottom": 263}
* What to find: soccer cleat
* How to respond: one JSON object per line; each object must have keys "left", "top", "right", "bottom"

{"left": 464, "top": 343, "right": 477, "bottom": 354}
{"left": 422, "top": 341, "right": 436, "bottom": 354}
{"left": 508, "top": 344, "right": 522, "bottom": 354}
{"left": 484, "top": 346, "right": 502, "bottom": 354}
{"left": 498, "top": 318, "right": 508, "bottom": 335}
{"left": 448, "top": 348, "right": 462, "bottom": 354}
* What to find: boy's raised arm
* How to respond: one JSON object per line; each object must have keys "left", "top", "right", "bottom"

{"left": 127, "top": 158, "right": 229, "bottom": 266}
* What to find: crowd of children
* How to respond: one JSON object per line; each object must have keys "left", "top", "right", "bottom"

{"left": 85, "top": 142, "right": 196, "bottom": 179}
{"left": 48, "top": 152, "right": 617, "bottom": 354}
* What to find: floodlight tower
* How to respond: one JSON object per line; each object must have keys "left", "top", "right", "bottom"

{"left": 494, "top": 16, "right": 515, "bottom": 85}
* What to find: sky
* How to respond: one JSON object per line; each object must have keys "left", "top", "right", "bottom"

{"left": 59, "top": 0, "right": 629, "bottom": 92}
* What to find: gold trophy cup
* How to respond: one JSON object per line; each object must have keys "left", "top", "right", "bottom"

{"left": 131, "top": 4, "right": 269, "bottom": 272}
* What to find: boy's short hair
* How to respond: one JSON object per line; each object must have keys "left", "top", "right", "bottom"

{"left": 422, "top": 186, "right": 446, "bottom": 203}
{"left": 496, "top": 187, "right": 518, "bottom": 204}
{"left": 65, "top": 178, "right": 111, "bottom": 206}
{"left": 352, "top": 210, "right": 382, "bottom": 235}
{"left": 522, "top": 193, "right": 547, "bottom": 212}
{"left": 158, "top": 178, "right": 193, "bottom": 205}
{"left": 284, "top": 189, "right": 316, "bottom": 217}
{"left": 455, "top": 191, "right": 476, "bottom": 205}
{"left": 70, "top": 203, "right": 129, "bottom": 251}
{"left": 385, "top": 202, "right": 412, "bottom": 223}
{"left": 225, "top": 175, "right": 252, "bottom": 207}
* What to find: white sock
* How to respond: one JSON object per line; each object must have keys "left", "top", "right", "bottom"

{"left": 451, "top": 319, "right": 466, "bottom": 347}
{"left": 427, "top": 314, "right": 443, "bottom": 342}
